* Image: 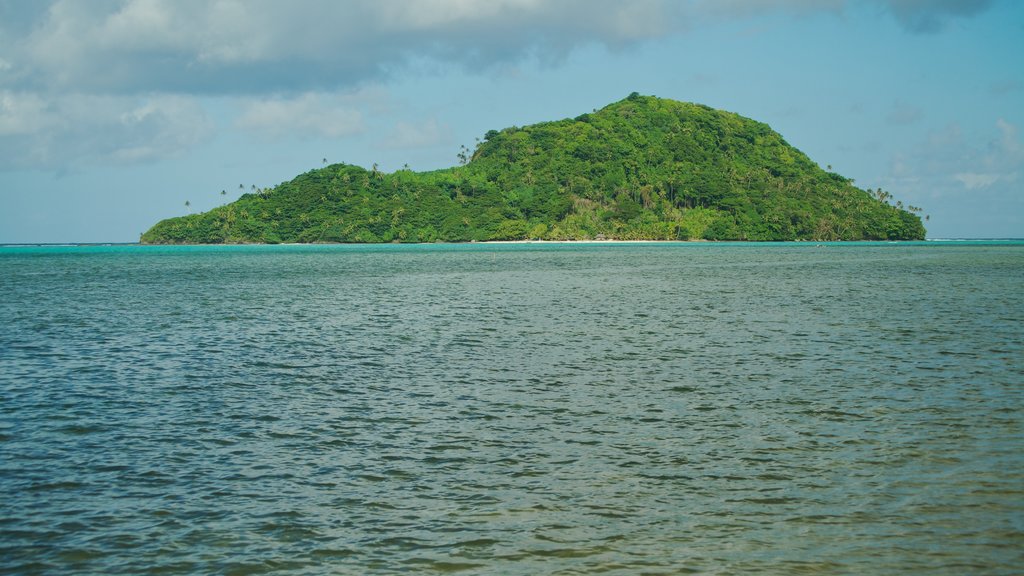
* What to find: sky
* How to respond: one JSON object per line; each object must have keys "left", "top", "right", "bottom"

{"left": 1, "top": 0, "right": 1022, "bottom": 243}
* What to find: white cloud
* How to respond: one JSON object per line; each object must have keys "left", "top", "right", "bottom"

{"left": 0, "top": 92, "right": 212, "bottom": 169}
{"left": 6, "top": 0, "right": 688, "bottom": 95}
{"left": 0, "top": 0, "right": 999, "bottom": 170}
{"left": 884, "top": 119, "right": 1023, "bottom": 197}
{"left": 995, "top": 118, "right": 1022, "bottom": 159}
{"left": 946, "top": 118, "right": 1024, "bottom": 190}
{"left": 886, "top": 153, "right": 917, "bottom": 181}
{"left": 3, "top": 0, "right": 998, "bottom": 96}
{"left": 235, "top": 91, "right": 380, "bottom": 139}
{"left": 110, "top": 95, "right": 213, "bottom": 162}
{"left": 0, "top": 91, "right": 56, "bottom": 136}
{"left": 877, "top": 116, "right": 1022, "bottom": 237}
{"left": 375, "top": 0, "right": 544, "bottom": 31}
{"left": 381, "top": 117, "right": 452, "bottom": 149}
{"left": 0, "top": 0, "right": 693, "bottom": 169}
{"left": 953, "top": 172, "right": 1000, "bottom": 189}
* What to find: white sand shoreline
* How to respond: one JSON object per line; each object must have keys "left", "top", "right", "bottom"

{"left": 479, "top": 239, "right": 710, "bottom": 244}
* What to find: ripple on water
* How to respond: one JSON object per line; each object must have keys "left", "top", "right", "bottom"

{"left": 0, "top": 243, "right": 1022, "bottom": 574}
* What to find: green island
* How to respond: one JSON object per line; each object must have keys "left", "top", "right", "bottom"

{"left": 141, "top": 94, "right": 925, "bottom": 244}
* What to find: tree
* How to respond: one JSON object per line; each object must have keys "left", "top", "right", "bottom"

{"left": 141, "top": 95, "right": 927, "bottom": 244}
{"left": 185, "top": 200, "right": 191, "bottom": 213}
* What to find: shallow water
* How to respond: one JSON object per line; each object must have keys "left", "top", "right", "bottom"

{"left": 1, "top": 242, "right": 1022, "bottom": 574}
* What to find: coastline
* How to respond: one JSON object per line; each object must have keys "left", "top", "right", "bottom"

{"left": 477, "top": 238, "right": 711, "bottom": 244}
{"left": 9, "top": 239, "right": 1023, "bottom": 249}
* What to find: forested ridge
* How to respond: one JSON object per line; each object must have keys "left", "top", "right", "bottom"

{"left": 141, "top": 94, "right": 925, "bottom": 243}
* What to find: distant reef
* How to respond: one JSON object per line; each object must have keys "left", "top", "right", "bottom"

{"left": 141, "top": 93, "right": 925, "bottom": 244}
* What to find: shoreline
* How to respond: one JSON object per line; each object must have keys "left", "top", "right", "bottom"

{"left": 10, "top": 238, "right": 1021, "bottom": 248}
{"left": 477, "top": 238, "right": 711, "bottom": 244}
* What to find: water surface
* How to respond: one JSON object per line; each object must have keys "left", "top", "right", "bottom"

{"left": 1, "top": 242, "right": 1022, "bottom": 574}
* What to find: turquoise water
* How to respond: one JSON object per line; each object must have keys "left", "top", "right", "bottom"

{"left": 1, "top": 242, "right": 1022, "bottom": 574}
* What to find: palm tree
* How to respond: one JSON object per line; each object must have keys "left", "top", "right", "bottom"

{"left": 322, "top": 157, "right": 327, "bottom": 166}
{"left": 185, "top": 200, "right": 191, "bottom": 213}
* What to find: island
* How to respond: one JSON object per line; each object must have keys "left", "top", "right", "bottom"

{"left": 141, "top": 93, "right": 925, "bottom": 244}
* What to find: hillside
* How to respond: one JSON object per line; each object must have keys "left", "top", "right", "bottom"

{"left": 141, "top": 94, "right": 925, "bottom": 243}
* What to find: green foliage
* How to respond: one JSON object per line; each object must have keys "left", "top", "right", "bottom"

{"left": 141, "top": 95, "right": 925, "bottom": 244}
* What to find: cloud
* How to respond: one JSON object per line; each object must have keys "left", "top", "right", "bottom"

{"left": 236, "top": 92, "right": 367, "bottom": 139}
{"left": 0, "top": 0, "right": 999, "bottom": 170}
{"left": 990, "top": 80, "right": 1023, "bottom": 95}
{"left": 697, "top": 0, "right": 844, "bottom": 19}
{"left": 637, "top": 0, "right": 992, "bottom": 33}
{"left": 4, "top": 0, "right": 689, "bottom": 96}
{"left": 110, "top": 96, "right": 214, "bottom": 162}
{"left": 878, "top": 0, "right": 993, "bottom": 33}
{"left": 0, "top": 92, "right": 54, "bottom": 136}
{"left": 885, "top": 101, "right": 923, "bottom": 126}
{"left": 2, "top": 1, "right": 994, "bottom": 99}
{"left": 878, "top": 117, "right": 1022, "bottom": 237}
{"left": 380, "top": 117, "right": 453, "bottom": 149}
{"left": 995, "top": 118, "right": 1022, "bottom": 160}
{"left": 953, "top": 172, "right": 1001, "bottom": 189}
{"left": 883, "top": 118, "right": 1023, "bottom": 195}
{"left": 0, "top": 0, "right": 690, "bottom": 169}
{"left": 0, "top": 91, "right": 212, "bottom": 169}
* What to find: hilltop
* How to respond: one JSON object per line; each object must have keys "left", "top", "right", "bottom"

{"left": 141, "top": 94, "right": 925, "bottom": 243}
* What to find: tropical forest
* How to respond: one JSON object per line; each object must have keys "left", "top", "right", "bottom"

{"left": 141, "top": 94, "right": 925, "bottom": 243}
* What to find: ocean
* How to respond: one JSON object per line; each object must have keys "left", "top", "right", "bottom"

{"left": 1, "top": 241, "right": 1022, "bottom": 574}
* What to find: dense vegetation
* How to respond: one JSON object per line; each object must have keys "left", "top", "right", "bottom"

{"left": 141, "top": 94, "right": 925, "bottom": 243}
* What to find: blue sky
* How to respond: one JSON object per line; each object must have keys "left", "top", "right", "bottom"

{"left": 1, "top": 0, "right": 1021, "bottom": 242}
